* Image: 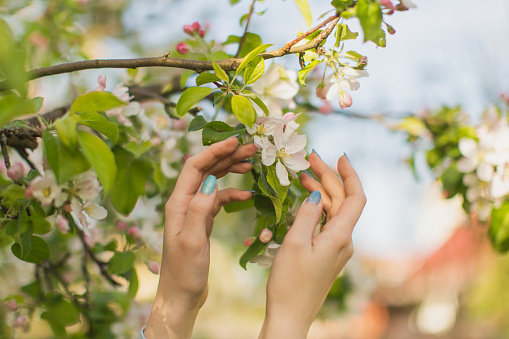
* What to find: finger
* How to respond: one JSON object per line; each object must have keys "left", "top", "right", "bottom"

{"left": 299, "top": 170, "right": 332, "bottom": 214}
{"left": 322, "top": 154, "right": 366, "bottom": 237}
{"left": 212, "top": 188, "right": 254, "bottom": 215}
{"left": 205, "top": 143, "right": 258, "bottom": 177}
{"left": 213, "top": 162, "right": 253, "bottom": 179}
{"left": 173, "top": 137, "right": 240, "bottom": 199}
{"left": 284, "top": 190, "right": 323, "bottom": 247}
{"left": 309, "top": 150, "right": 345, "bottom": 202}
{"left": 181, "top": 175, "right": 218, "bottom": 239}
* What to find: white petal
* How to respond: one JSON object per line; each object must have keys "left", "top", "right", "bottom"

{"left": 466, "top": 186, "right": 480, "bottom": 202}
{"left": 270, "top": 81, "right": 299, "bottom": 100}
{"left": 283, "top": 150, "right": 310, "bottom": 172}
{"left": 457, "top": 157, "right": 477, "bottom": 173}
{"left": 276, "top": 160, "right": 290, "bottom": 186}
{"left": 285, "top": 134, "right": 307, "bottom": 153}
{"left": 283, "top": 121, "right": 300, "bottom": 140}
{"left": 262, "top": 144, "right": 277, "bottom": 166}
{"left": 458, "top": 138, "right": 478, "bottom": 159}
{"left": 490, "top": 174, "right": 509, "bottom": 198}
{"left": 476, "top": 163, "right": 494, "bottom": 182}
{"left": 344, "top": 68, "right": 369, "bottom": 78}
{"left": 273, "top": 124, "right": 285, "bottom": 150}
{"left": 325, "top": 82, "right": 340, "bottom": 102}
{"left": 340, "top": 78, "right": 360, "bottom": 91}
{"left": 88, "top": 204, "right": 108, "bottom": 220}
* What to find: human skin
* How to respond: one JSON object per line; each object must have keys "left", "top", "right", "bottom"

{"left": 144, "top": 137, "right": 258, "bottom": 339}
{"left": 259, "top": 152, "right": 366, "bottom": 339}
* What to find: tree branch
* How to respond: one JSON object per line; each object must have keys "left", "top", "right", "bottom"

{"left": 0, "top": 13, "right": 342, "bottom": 92}
{"left": 235, "top": 0, "right": 257, "bottom": 58}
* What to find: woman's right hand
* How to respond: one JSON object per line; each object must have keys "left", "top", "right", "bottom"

{"left": 259, "top": 153, "right": 366, "bottom": 339}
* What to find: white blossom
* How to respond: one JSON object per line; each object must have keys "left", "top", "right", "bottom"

{"left": 250, "top": 242, "right": 280, "bottom": 268}
{"left": 246, "top": 112, "right": 300, "bottom": 147}
{"left": 71, "top": 198, "right": 107, "bottom": 236}
{"left": 29, "top": 171, "right": 67, "bottom": 207}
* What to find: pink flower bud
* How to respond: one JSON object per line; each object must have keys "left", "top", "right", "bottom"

{"left": 192, "top": 21, "right": 201, "bottom": 31}
{"left": 259, "top": 229, "right": 273, "bottom": 243}
{"left": 360, "top": 56, "right": 368, "bottom": 65}
{"left": 380, "top": 0, "right": 395, "bottom": 9}
{"left": 117, "top": 220, "right": 127, "bottom": 232}
{"left": 97, "top": 74, "right": 107, "bottom": 91}
{"left": 244, "top": 237, "right": 255, "bottom": 247}
{"left": 63, "top": 204, "right": 73, "bottom": 212}
{"left": 386, "top": 24, "right": 396, "bottom": 35}
{"left": 501, "top": 93, "right": 509, "bottom": 105}
{"left": 282, "top": 112, "right": 296, "bottom": 120}
{"left": 182, "top": 154, "right": 192, "bottom": 163}
{"left": 56, "top": 215, "right": 69, "bottom": 234}
{"left": 199, "top": 30, "right": 205, "bottom": 38}
{"left": 176, "top": 42, "right": 189, "bottom": 55}
{"left": 183, "top": 25, "right": 194, "bottom": 35}
{"left": 24, "top": 187, "right": 34, "bottom": 199}
{"left": 319, "top": 101, "right": 333, "bottom": 115}
{"left": 128, "top": 226, "right": 140, "bottom": 239}
{"left": 7, "top": 163, "right": 24, "bottom": 181}
{"left": 147, "top": 261, "right": 160, "bottom": 274}
{"left": 13, "top": 315, "right": 26, "bottom": 327}
{"left": 338, "top": 91, "right": 353, "bottom": 109}
{"left": 7, "top": 300, "right": 18, "bottom": 311}
{"left": 172, "top": 119, "right": 188, "bottom": 131}
{"left": 315, "top": 83, "right": 327, "bottom": 100}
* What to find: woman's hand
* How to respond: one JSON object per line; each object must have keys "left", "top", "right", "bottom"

{"left": 259, "top": 152, "right": 366, "bottom": 339}
{"left": 145, "top": 137, "right": 258, "bottom": 339}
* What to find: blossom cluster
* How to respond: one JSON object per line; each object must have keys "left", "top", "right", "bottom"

{"left": 457, "top": 106, "right": 509, "bottom": 220}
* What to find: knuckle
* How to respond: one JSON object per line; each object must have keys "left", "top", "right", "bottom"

{"left": 187, "top": 199, "right": 204, "bottom": 215}
{"left": 179, "top": 234, "right": 204, "bottom": 251}
{"left": 345, "top": 241, "right": 354, "bottom": 259}
{"left": 335, "top": 233, "right": 352, "bottom": 250}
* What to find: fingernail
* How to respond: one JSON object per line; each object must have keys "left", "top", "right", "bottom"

{"left": 312, "top": 149, "right": 322, "bottom": 160}
{"left": 307, "top": 190, "right": 321, "bottom": 205}
{"left": 343, "top": 152, "right": 350, "bottom": 163}
{"left": 239, "top": 159, "right": 255, "bottom": 164}
{"left": 225, "top": 134, "right": 240, "bottom": 140}
{"left": 243, "top": 190, "right": 257, "bottom": 196}
{"left": 201, "top": 175, "right": 217, "bottom": 195}
{"left": 302, "top": 170, "right": 313, "bottom": 178}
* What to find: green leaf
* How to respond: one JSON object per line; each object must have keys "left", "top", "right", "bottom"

{"left": 55, "top": 115, "right": 79, "bottom": 148}
{"left": 201, "top": 126, "right": 245, "bottom": 146}
{"left": 223, "top": 33, "right": 263, "bottom": 58}
{"left": 126, "top": 140, "right": 152, "bottom": 158}
{"left": 0, "top": 184, "right": 26, "bottom": 201}
{"left": 70, "top": 91, "right": 125, "bottom": 113}
{"left": 356, "top": 0, "right": 383, "bottom": 45}
{"left": 250, "top": 95, "right": 270, "bottom": 117}
{"left": 267, "top": 165, "right": 289, "bottom": 202}
{"left": 12, "top": 235, "right": 50, "bottom": 264}
{"left": 235, "top": 43, "right": 273, "bottom": 75}
{"left": 111, "top": 149, "right": 148, "bottom": 216}
{"left": 298, "top": 59, "right": 321, "bottom": 86}
{"left": 254, "top": 195, "right": 276, "bottom": 216}
{"left": 223, "top": 199, "right": 254, "bottom": 213}
{"left": 239, "top": 238, "right": 268, "bottom": 270}
{"left": 0, "top": 95, "right": 44, "bottom": 127}
{"left": 43, "top": 131, "right": 91, "bottom": 184}
{"left": 176, "top": 87, "right": 214, "bottom": 117}
{"left": 41, "top": 297, "right": 80, "bottom": 327}
{"left": 108, "top": 251, "right": 136, "bottom": 275}
{"left": 78, "top": 131, "right": 117, "bottom": 196}
{"left": 78, "top": 111, "right": 119, "bottom": 142}
{"left": 231, "top": 95, "right": 256, "bottom": 127}
{"left": 294, "top": 0, "right": 313, "bottom": 27}
{"left": 21, "top": 280, "right": 42, "bottom": 299}
{"left": 196, "top": 72, "right": 221, "bottom": 86}
{"left": 269, "top": 196, "right": 283, "bottom": 223}
{"left": 335, "top": 23, "right": 358, "bottom": 47}
{"left": 490, "top": 202, "right": 509, "bottom": 253}
{"left": 127, "top": 269, "right": 139, "bottom": 298}
{"left": 244, "top": 56, "right": 265, "bottom": 85}
{"left": 204, "top": 121, "right": 235, "bottom": 132}
{"left": 188, "top": 115, "right": 208, "bottom": 131}
{"left": 212, "top": 61, "right": 229, "bottom": 82}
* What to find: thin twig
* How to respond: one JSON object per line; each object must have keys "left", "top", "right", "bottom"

{"left": 235, "top": 0, "right": 257, "bottom": 58}
{"left": 0, "top": 133, "right": 11, "bottom": 168}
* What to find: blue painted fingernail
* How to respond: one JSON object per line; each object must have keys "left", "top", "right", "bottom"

{"left": 302, "top": 170, "right": 313, "bottom": 178}
{"left": 343, "top": 152, "right": 350, "bottom": 163}
{"left": 201, "top": 175, "right": 217, "bottom": 195}
{"left": 312, "top": 149, "right": 322, "bottom": 160}
{"left": 307, "top": 190, "right": 321, "bottom": 205}
{"left": 239, "top": 159, "right": 255, "bottom": 164}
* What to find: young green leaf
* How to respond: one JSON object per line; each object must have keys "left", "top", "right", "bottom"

{"left": 212, "top": 61, "right": 229, "bottom": 82}
{"left": 335, "top": 23, "right": 358, "bottom": 47}
{"left": 239, "top": 238, "right": 268, "bottom": 270}
{"left": 356, "top": 0, "right": 383, "bottom": 45}
{"left": 231, "top": 95, "right": 256, "bottom": 127}
{"left": 176, "top": 87, "right": 214, "bottom": 117}
{"left": 70, "top": 91, "right": 125, "bottom": 113}
{"left": 235, "top": 43, "right": 273, "bottom": 76}
{"left": 298, "top": 59, "right": 321, "bottom": 86}
{"left": 244, "top": 56, "right": 265, "bottom": 85}
{"left": 108, "top": 251, "right": 136, "bottom": 275}
{"left": 294, "top": 0, "right": 313, "bottom": 27}
{"left": 188, "top": 115, "right": 208, "bottom": 131}
{"left": 250, "top": 95, "right": 270, "bottom": 117}
{"left": 489, "top": 202, "right": 509, "bottom": 253}
{"left": 201, "top": 126, "right": 245, "bottom": 146}
{"left": 55, "top": 115, "right": 79, "bottom": 148}
{"left": 11, "top": 236, "right": 50, "bottom": 264}
{"left": 78, "top": 111, "right": 119, "bottom": 142}
{"left": 196, "top": 72, "right": 221, "bottom": 86}
{"left": 78, "top": 131, "right": 117, "bottom": 196}
{"left": 0, "top": 95, "right": 44, "bottom": 127}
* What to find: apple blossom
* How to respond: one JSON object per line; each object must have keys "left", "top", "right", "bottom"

{"left": 315, "top": 82, "right": 327, "bottom": 99}
{"left": 325, "top": 68, "right": 369, "bottom": 108}
{"left": 261, "top": 122, "right": 310, "bottom": 186}
{"left": 73, "top": 171, "right": 102, "bottom": 201}
{"left": 339, "top": 91, "right": 353, "bottom": 109}
{"left": 105, "top": 83, "right": 143, "bottom": 126}
{"left": 7, "top": 162, "right": 24, "bottom": 181}
{"left": 191, "top": 21, "right": 201, "bottom": 31}
{"left": 71, "top": 198, "right": 107, "bottom": 236}
{"left": 245, "top": 112, "right": 300, "bottom": 148}
{"left": 147, "top": 261, "right": 160, "bottom": 275}
{"left": 117, "top": 220, "right": 128, "bottom": 232}
{"left": 199, "top": 30, "right": 205, "bottom": 37}
{"left": 250, "top": 242, "right": 280, "bottom": 268}
{"left": 56, "top": 214, "right": 70, "bottom": 234}
{"left": 29, "top": 171, "right": 67, "bottom": 207}
{"left": 177, "top": 42, "right": 189, "bottom": 54}
{"left": 183, "top": 25, "right": 194, "bottom": 35}
{"left": 6, "top": 300, "right": 18, "bottom": 311}
{"left": 259, "top": 229, "right": 273, "bottom": 243}
{"left": 128, "top": 226, "right": 141, "bottom": 239}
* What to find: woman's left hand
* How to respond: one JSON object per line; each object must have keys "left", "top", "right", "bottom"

{"left": 145, "top": 137, "right": 258, "bottom": 339}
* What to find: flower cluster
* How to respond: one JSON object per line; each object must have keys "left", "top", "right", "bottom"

{"left": 457, "top": 106, "right": 509, "bottom": 220}
{"left": 247, "top": 112, "right": 310, "bottom": 186}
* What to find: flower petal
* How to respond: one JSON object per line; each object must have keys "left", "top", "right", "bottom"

{"left": 458, "top": 138, "right": 478, "bottom": 159}
{"left": 476, "top": 163, "right": 494, "bottom": 182}
{"left": 276, "top": 160, "right": 291, "bottom": 186}
{"left": 262, "top": 143, "right": 277, "bottom": 166}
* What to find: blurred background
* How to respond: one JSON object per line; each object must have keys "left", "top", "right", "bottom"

{"left": 2, "top": 0, "right": 509, "bottom": 337}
